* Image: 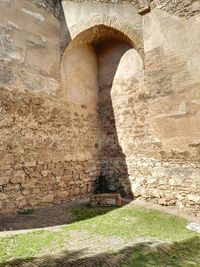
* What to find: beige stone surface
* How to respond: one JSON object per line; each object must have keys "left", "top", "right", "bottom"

{"left": 62, "top": 1, "right": 142, "bottom": 34}
{"left": 123, "top": 9, "right": 200, "bottom": 213}
{"left": 0, "top": 0, "right": 60, "bottom": 93}
{"left": 61, "top": 44, "right": 98, "bottom": 105}
{"left": 0, "top": 87, "right": 100, "bottom": 213}
{"left": 61, "top": 1, "right": 144, "bottom": 57}
{"left": 0, "top": 0, "right": 200, "bottom": 214}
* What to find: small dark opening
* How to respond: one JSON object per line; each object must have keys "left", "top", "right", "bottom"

{"left": 94, "top": 172, "right": 116, "bottom": 194}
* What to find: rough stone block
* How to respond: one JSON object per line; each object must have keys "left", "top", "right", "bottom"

{"left": 90, "top": 193, "right": 122, "bottom": 207}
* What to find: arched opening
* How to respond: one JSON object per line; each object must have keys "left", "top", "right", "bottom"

{"left": 61, "top": 25, "right": 144, "bottom": 197}
{"left": 94, "top": 38, "right": 132, "bottom": 196}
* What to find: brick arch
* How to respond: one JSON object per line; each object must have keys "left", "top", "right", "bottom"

{"left": 69, "top": 15, "right": 144, "bottom": 58}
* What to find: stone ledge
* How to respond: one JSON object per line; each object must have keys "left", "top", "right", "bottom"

{"left": 138, "top": 5, "right": 150, "bottom": 15}
{"left": 90, "top": 193, "right": 122, "bottom": 207}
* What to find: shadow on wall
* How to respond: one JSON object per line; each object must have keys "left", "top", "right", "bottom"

{"left": 61, "top": 26, "right": 136, "bottom": 198}
{"left": 1, "top": 236, "right": 200, "bottom": 267}
{"left": 94, "top": 39, "right": 133, "bottom": 197}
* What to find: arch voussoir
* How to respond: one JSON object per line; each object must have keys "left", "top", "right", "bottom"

{"left": 69, "top": 15, "right": 144, "bottom": 58}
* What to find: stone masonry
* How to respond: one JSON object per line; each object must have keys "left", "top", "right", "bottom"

{"left": 0, "top": 0, "right": 200, "bottom": 214}
{"left": 0, "top": 87, "right": 100, "bottom": 213}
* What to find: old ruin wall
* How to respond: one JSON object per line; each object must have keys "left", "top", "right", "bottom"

{"left": 0, "top": 0, "right": 100, "bottom": 213}
{"left": 0, "top": 0, "right": 200, "bottom": 214}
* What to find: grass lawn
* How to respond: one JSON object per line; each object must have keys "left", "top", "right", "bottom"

{"left": 0, "top": 204, "right": 199, "bottom": 267}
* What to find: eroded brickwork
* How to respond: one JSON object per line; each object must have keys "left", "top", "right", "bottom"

{"left": 30, "top": 0, "right": 200, "bottom": 20}
{"left": 30, "top": 0, "right": 61, "bottom": 17}
{"left": 151, "top": 0, "right": 200, "bottom": 19}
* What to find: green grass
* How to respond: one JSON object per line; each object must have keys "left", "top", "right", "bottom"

{"left": 0, "top": 204, "right": 199, "bottom": 267}
{"left": 0, "top": 230, "right": 69, "bottom": 263}
{"left": 68, "top": 205, "right": 197, "bottom": 242}
{"left": 123, "top": 237, "right": 200, "bottom": 267}
{"left": 70, "top": 205, "right": 115, "bottom": 222}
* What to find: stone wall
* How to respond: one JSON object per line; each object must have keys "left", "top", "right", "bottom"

{"left": 0, "top": 0, "right": 200, "bottom": 214}
{"left": 0, "top": 0, "right": 60, "bottom": 94}
{"left": 96, "top": 40, "right": 132, "bottom": 196}
{"left": 32, "top": 0, "right": 200, "bottom": 20}
{"left": 61, "top": 43, "right": 98, "bottom": 105}
{"left": 62, "top": 0, "right": 139, "bottom": 7}
{"left": 111, "top": 7, "right": 200, "bottom": 214}
{"left": 0, "top": 87, "right": 100, "bottom": 213}
{"left": 30, "top": 0, "right": 61, "bottom": 17}
{"left": 151, "top": 0, "right": 200, "bottom": 19}
{"left": 0, "top": 0, "right": 100, "bottom": 213}
{"left": 133, "top": 8, "right": 200, "bottom": 213}
{"left": 61, "top": 1, "right": 200, "bottom": 215}
{"left": 61, "top": 0, "right": 200, "bottom": 19}
{"left": 61, "top": 1, "right": 143, "bottom": 41}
